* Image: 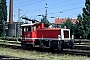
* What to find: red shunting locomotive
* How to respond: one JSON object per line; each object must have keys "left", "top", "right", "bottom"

{"left": 21, "top": 22, "right": 74, "bottom": 51}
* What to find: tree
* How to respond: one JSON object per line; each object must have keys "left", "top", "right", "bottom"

{"left": 71, "top": 23, "right": 78, "bottom": 38}
{"left": 82, "top": 0, "right": 90, "bottom": 39}
{"left": 76, "top": 14, "right": 83, "bottom": 38}
{"left": 64, "top": 18, "right": 72, "bottom": 29}
{"left": 41, "top": 15, "right": 50, "bottom": 25}
{"left": 0, "top": 0, "right": 7, "bottom": 37}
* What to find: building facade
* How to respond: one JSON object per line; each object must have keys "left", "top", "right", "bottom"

{"left": 54, "top": 18, "right": 78, "bottom": 28}
{"left": 6, "top": 22, "right": 24, "bottom": 37}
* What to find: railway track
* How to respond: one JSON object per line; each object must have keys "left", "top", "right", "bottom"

{"left": 63, "top": 49, "right": 90, "bottom": 56}
{"left": 0, "top": 55, "right": 30, "bottom": 60}
{"left": 0, "top": 39, "right": 90, "bottom": 57}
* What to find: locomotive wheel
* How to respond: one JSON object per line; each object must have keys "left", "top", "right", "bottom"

{"left": 28, "top": 44, "right": 33, "bottom": 49}
{"left": 21, "top": 41, "right": 27, "bottom": 49}
{"left": 22, "top": 44, "right": 33, "bottom": 50}
{"left": 40, "top": 42, "right": 43, "bottom": 47}
{"left": 49, "top": 48, "right": 54, "bottom": 52}
{"left": 58, "top": 41, "right": 63, "bottom": 51}
{"left": 21, "top": 41, "right": 25, "bottom": 47}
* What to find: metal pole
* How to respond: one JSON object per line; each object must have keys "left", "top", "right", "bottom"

{"left": 15, "top": 24, "right": 16, "bottom": 37}
{"left": 45, "top": 3, "right": 48, "bottom": 20}
{"left": 17, "top": 8, "right": 21, "bottom": 42}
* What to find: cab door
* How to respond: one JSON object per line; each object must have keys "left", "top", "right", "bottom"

{"left": 24, "top": 26, "right": 32, "bottom": 39}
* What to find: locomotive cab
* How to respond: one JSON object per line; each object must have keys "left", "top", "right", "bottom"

{"left": 21, "top": 23, "right": 37, "bottom": 48}
{"left": 21, "top": 24, "right": 32, "bottom": 39}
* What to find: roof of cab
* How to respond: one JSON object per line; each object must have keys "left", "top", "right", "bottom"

{"left": 21, "top": 24, "right": 34, "bottom": 26}
{"left": 21, "top": 22, "right": 40, "bottom": 26}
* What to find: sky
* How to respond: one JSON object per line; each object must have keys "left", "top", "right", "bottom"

{"left": 6, "top": 0, "right": 85, "bottom": 23}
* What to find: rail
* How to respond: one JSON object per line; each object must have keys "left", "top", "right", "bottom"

{"left": 0, "top": 37, "right": 90, "bottom": 48}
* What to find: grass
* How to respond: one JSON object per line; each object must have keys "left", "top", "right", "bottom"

{"left": 0, "top": 46, "right": 89, "bottom": 60}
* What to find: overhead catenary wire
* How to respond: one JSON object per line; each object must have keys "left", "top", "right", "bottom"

{"left": 20, "top": 2, "right": 83, "bottom": 15}
{"left": 48, "top": 2, "right": 83, "bottom": 10}
{"left": 14, "top": 0, "right": 37, "bottom": 5}
{"left": 14, "top": 0, "right": 46, "bottom": 8}
{"left": 14, "top": 0, "right": 72, "bottom": 13}
{"left": 7, "top": 0, "right": 83, "bottom": 13}
{"left": 14, "top": 6, "right": 83, "bottom": 20}
{"left": 10, "top": 0, "right": 74, "bottom": 15}
{"left": 31, "top": 7, "right": 82, "bottom": 16}
{"left": 48, "top": 6, "right": 83, "bottom": 15}
{"left": 48, "top": 0, "right": 72, "bottom": 7}
{"left": 6, "top": 0, "right": 18, "bottom": 3}
{"left": 51, "top": 13, "right": 82, "bottom": 18}
{"left": 13, "top": 0, "right": 71, "bottom": 8}
{"left": 25, "top": 6, "right": 83, "bottom": 18}
{"left": 11, "top": 0, "right": 84, "bottom": 21}
{"left": 13, "top": 0, "right": 45, "bottom": 16}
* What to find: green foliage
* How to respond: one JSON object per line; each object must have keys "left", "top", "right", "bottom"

{"left": 76, "top": 0, "right": 90, "bottom": 39}
{"left": 61, "top": 18, "right": 72, "bottom": 28}
{"left": 64, "top": 18, "right": 72, "bottom": 29}
{"left": 75, "top": 14, "right": 83, "bottom": 38}
{"left": 61, "top": 24, "right": 64, "bottom": 28}
{"left": 0, "top": 0, "right": 7, "bottom": 37}
{"left": 82, "top": 0, "right": 90, "bottom": 38}
{"left": 41, "top": 16, "right": 50, "bottom": 25}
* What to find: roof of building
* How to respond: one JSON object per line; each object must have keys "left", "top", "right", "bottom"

{"left": 55, "top": 18, "right": 78, "bottom": 24}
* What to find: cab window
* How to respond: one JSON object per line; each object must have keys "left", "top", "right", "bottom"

{"left": 34, "top": 26, "right": 36, "bottom": 31}
{"left": 33, "top": 25, "right": 38, "bottom": 31}
{"left": 24, "top": 26, "right": 31, "bottom": 32}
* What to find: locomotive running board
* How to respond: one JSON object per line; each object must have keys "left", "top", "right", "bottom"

{"left": 22, "top": 38, "right": 71, "bottom": 41}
